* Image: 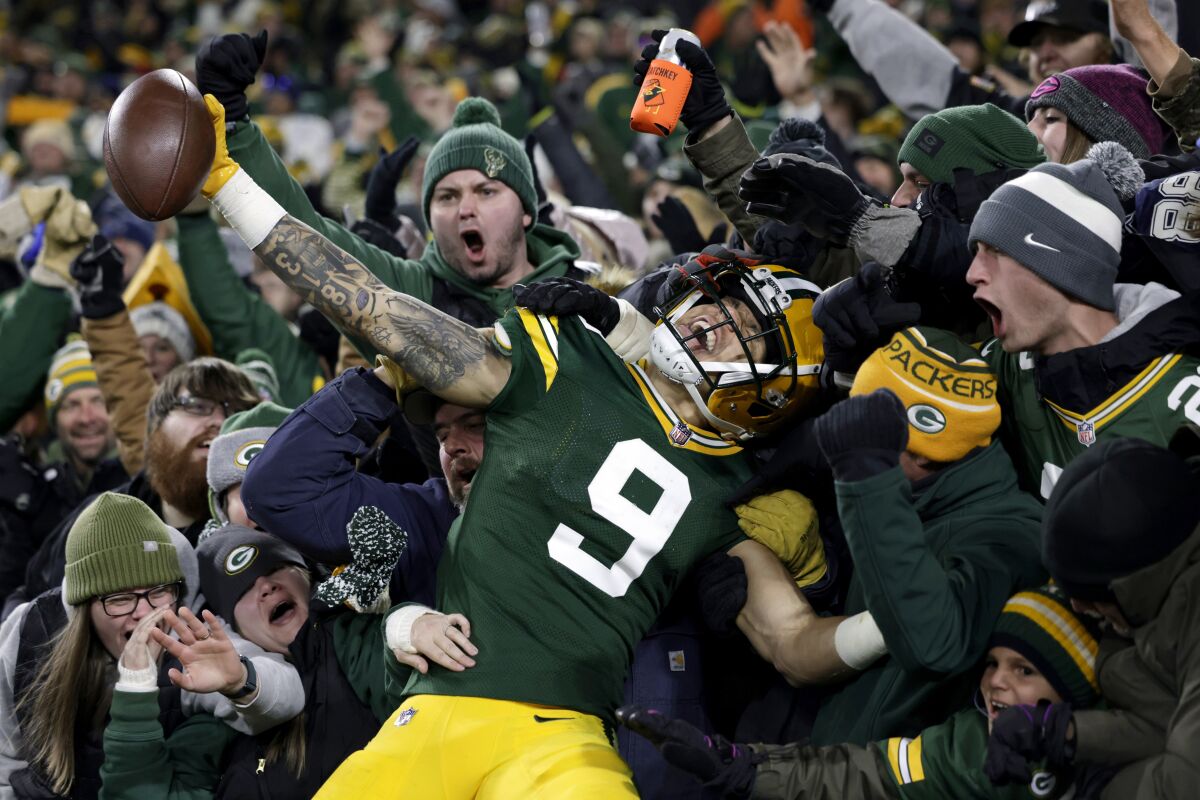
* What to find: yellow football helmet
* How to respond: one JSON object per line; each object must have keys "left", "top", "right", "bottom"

{"left": 649, "top": 246, "right": 825, "bottom": 441}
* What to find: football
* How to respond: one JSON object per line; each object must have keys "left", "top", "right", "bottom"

{"left": 103, "top": 69, "right": 215, "bottom": 221}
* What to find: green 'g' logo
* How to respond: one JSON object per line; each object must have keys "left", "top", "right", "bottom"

{"left": 907, "top": 404, "right": 947, "bottom": 434}
{"left": 225, "top": 545, "right": 258, "bottom": 575}
{"left": 234, "top": 440, "right": 267, "bottom": 469}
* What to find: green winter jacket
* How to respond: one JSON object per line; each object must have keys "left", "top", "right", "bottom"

{"left": 175, "top": 212, "right": 323, "bottom": 407}
{"left": 810, "top": 442, "right": 1046, "bottom": 746}
{"left": 99, "top": 610, "right": 395, "bottom": 800}
{"left": 0, "top": 281, "right": 72, "bottom": 431}
{"left": 225, "top": 120, "right": 581, "bottom": 358}
{"left": 752, "top": 708, "right": 1078, "bottom": 799}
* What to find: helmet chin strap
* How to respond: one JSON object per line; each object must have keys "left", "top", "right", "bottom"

{"left": 682, "top": 381, "right": 753, "bottom": 441}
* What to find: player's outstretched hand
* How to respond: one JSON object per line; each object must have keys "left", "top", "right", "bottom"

{"left": 201, "top": 95, "right": 241, "bottom": 199}
{"left": 616, "top": 705, "right": 759, "bottom": 798}
{"left": 395, "top": 612, "right": 478, "bottom": 675}
{"left": 513, "top": 277, "right": 621, "bottom": 335}
{"left": 196, "top": 30, "right": 268, "bottom": 123}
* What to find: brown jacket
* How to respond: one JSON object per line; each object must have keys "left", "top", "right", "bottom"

{"left": 1074, "top": 523, "right": 1200, "bottom": 798}
{"left": 1150, "top": 48, "right": 1200, "bottom": 153}
{"left": 81, "top": 309, "right": 156, "bottom": 474}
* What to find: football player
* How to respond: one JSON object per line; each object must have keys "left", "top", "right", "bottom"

{"left": 198, "top": 95, "right": 823, "bottom": 798}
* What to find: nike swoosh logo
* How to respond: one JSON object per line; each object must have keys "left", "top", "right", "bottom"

{"left": 1024, "top": 233, "right": 1061, "bottom": 252}
{"left": 533, "top": 715, "right": 573, "bottom": 723}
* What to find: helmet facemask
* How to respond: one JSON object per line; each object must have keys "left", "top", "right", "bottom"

{"left": 649, "top": 251, "right": 822, "bottom": 441}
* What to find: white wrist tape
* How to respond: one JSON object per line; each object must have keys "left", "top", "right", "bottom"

{"left": 834, "top": 611, "right": 889, "bottom": 671}
{"left": 605, "top": 298, "right": 654, "bottom": 363}
{"left": 115, "top": 661, "right": 158, "bottom": 693}
{"left": 385, "top": 605, "right": 438, "bottom": 654}
{"left": 209, "top": 169, "right": 287, "bottom": 250}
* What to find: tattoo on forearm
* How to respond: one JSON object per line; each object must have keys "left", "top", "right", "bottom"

{"left": 254, "top": 215, "right": 490, "bottom": 389}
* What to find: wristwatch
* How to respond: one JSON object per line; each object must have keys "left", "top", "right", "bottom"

{"left": 228, "top": 655, "right": 258, "bottom": 700}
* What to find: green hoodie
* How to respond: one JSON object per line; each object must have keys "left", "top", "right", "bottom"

{"left": 811, "top": 442, "right": 1046, "bottom": 746}
{"left": 0, "top": 281, "right": 73, "bottom": 431}
{"left": 226, "top": 121, "right": 580, "bottom": 358}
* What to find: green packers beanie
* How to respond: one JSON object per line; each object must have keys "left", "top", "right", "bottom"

{"left": 207, "top": 402, "right": 292, "bottom": 523}
{"left": 897, "top": 103, "right": 1046, "bottom": 186}
{"left": 990, "top": 585, "right": 1100, "bottom": 709}
{"left": 65, "top": 492, "right": 184, "bottom": 605}
{"left": 421, "top": 97, "right": 537, "bottom": 228}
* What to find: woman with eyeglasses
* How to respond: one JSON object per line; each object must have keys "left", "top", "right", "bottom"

{"left": 0, "top": 492, "right": 303, "bottom": 799}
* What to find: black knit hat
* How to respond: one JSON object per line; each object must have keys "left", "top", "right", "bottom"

{"left": 196, "top": 526, "right": 308, "bottom": 626}
{"left": 1043, "top": 437, "right": 1200, "bottom": 601}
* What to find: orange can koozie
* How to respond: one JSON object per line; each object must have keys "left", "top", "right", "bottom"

{"left": 631, "top": 28, "right": 702, "bottom": 137}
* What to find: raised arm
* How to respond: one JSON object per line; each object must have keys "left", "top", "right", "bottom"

{"left": 200, "top": 96, "right": 510, "bottom": 408}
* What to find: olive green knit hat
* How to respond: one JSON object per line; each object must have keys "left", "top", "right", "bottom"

{"left": 421, "top": 97, "right": 537, "bottom": 228}
{"left": 989, "top": 585, "right": 1100, "bottom": 709}
{"left": 65, "top": 492, "right": 184, "bottom": 605}
{"left": 897, "top": 103, "right": 1046, "bottom": 186}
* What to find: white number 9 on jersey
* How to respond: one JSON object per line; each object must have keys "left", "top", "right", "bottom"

{"left": 547, "top": 439, "right": 691, "bottom": 598}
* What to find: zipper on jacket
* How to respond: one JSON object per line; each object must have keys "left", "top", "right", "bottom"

{"left": 256, "top": 758, "right": 266, "bottom": 775}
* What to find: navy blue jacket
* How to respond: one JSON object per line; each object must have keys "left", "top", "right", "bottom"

{"left": 243, "top": 367, "right": 455, "bottom": 607}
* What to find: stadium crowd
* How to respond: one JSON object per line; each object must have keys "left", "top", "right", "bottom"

{"left": 0, "top": 0, "right": 1198, "bottom": 797}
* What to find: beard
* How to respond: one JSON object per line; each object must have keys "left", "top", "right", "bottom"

{"left": 145, "top": 428, "right": 212, "bottom": 522}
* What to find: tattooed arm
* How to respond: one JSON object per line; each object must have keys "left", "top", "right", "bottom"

{"left": 252, "top": 214, "right": 511, "bottom": 407}
{"left": 199, "top": 94, "right": 509, "bottom": 407}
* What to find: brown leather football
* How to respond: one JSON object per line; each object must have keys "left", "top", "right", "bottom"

{"left": 103, "top": 69, "right": 215, "bottom": 221}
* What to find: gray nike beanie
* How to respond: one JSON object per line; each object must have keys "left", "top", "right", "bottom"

{"left": 968, "top": 141, "right": 1144, "bottom": 311}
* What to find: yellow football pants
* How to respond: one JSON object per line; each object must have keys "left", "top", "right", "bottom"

{"left": 315, "top": 695, "right": 640, "bottom": 799}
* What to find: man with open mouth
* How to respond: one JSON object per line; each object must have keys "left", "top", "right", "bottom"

{"left": 199, "top": 82, "right": 830, "bottom": 796}
{"left": 965, "top": 142, "right": 1200, "bottom": 499}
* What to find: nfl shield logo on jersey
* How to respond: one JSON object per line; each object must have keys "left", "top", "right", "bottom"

{"left": 669, "top": 420, "right": 693, "bottom": 446}
{"left": 394, "top": 707, "right": 418, "bottom": 727}
{"left": 1076, "top": 420, "right": 1096, "bottom": 447}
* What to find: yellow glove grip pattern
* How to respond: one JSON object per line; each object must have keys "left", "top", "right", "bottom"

{"left": 375, "top": 354, "right": 419, "bottom": 405}
{"left": 202, "top": 94, "right": 241, "bottom": 198}
{"left": 736, "top": 489, "right": 828, "bottom": 589}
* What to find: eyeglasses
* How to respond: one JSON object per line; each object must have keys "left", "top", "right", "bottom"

{"left": 98, "top": 582, "right": 182, "bottom": 617}
{"left": 171, "top": 396, "right": 230, "bottom": 419}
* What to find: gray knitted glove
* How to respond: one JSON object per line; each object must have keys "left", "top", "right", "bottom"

{"left": 314, "top": 506, "right": 408, "bottom": 613}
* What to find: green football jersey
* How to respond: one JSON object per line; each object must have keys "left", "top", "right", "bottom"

{"left": 406, "top": 309, "right": 751, "bottom": 721}
{"left": 981, "top": 339, "right": 1200, "bottom": 499}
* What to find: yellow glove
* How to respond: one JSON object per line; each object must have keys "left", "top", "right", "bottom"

{"left": 28, "top": 188, "right": 97, "bottom": 288}
{"left": 736, "top": 489, "right": 827, "bottom": 588}
{"left": 202, "top": 94, "right": 241, "bottom": 198}
{"left": 375, "top": 355, "right": 421, "bottom": 406}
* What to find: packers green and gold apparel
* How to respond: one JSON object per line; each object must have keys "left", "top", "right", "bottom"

{"left": 751, "top": 709, "right": 1078, "bottom": 799}
{"left": 981, "top": 337, "right": 1200, "bottom": 499}
{"left": 409, "top": 308, "right": 750, "bottom": 721}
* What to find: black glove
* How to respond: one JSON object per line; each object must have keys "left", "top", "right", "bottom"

{"left": 350, "top": 217, "right": 407, "bottom": 258}
{"left": 616, "top": 705, "right": 759, "bottom": 799}
{"left": 69, "top": 234, "right": 126, "bottom": 319}
{"left": 726, "top": 417, "right": 825, "bottom": 505}
{"left": 813, "top": 389, "right": 908, "bottom": 482}
{"left": 739, "top": 154, "right": 870, "bottom": 244}
{"left": 691, "top": 551, "right": 747, "bottom": 635}
{"left": 812, "top": 262, "right": 922, "bottom": 374}
{"left": 633, "top": 30, "right": 731, "bottom": 134}
{"left": 363, "top": 137, "right": 420, "bottom": 227}
{"left": 985, "top": 702, "right": 1076, "bottom": 786}
{"left": 512, "top": 277, "right": 621, "bottom": 335}
{"left": 652, "top": 196, "right": 728, "bottom": 254}
{"left": 196, "top": 30, "right": 269, "bottom": 123}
